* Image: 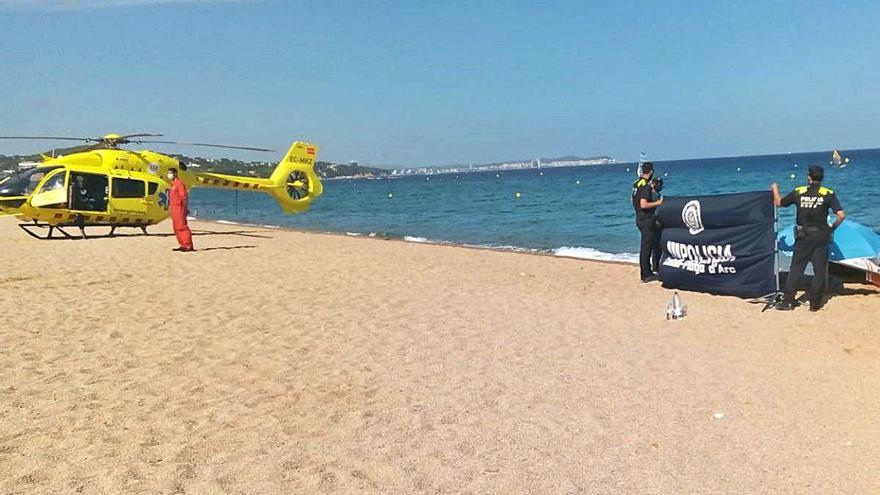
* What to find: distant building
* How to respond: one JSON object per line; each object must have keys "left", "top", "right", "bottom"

{"left": 349, "top": 160, "right": 358, "bottom": 167}
{"left": 18, "top": 161, "right": 40, "bottom": 171}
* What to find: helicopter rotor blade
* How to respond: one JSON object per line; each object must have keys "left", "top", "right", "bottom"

{"left": 0, "top": 136, "right": 91, "bottom": 142}
{"left": 119, "top": 133, "right": 164, "bottom": 140}
{"left": 0, "top": 135, "right": 275, "bottom": 153}
{"left": 136, "top": 140, "right": 275, "bottom": 152}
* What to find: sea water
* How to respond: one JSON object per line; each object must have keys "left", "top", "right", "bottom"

{"left": 189, "top": 149, "right": 879, "bottom": 263}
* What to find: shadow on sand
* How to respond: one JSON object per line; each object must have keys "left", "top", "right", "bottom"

{"left": 748, "top": 271, "right": 879, "bottom": 311}
{"left": 190, "top": 245, "right": 258, "bottom": 252}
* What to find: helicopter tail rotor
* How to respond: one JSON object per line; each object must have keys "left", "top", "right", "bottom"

{"left": 266, "top": 142, "right": 323, "bottom": 213}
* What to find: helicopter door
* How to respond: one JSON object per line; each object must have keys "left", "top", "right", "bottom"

{"left": 109, "top": 177, "right": 147, "bottom": 218}
{"left": 30, "top": 169, "right": 68, "bottom": 208}
{"left": 69, "top": 172, "right": 109, "bottom": 212}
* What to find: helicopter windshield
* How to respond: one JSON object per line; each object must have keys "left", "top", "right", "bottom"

{"left": 0, "top": 167, "right": 62, "bottom": 197}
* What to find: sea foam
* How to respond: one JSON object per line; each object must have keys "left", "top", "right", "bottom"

{"left": 553, "top": 246, "right": 638, "bottom": 264}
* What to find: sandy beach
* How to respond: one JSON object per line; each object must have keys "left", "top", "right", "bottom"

{"left": 1, "top": 216, "right": 879, "bottom": 494}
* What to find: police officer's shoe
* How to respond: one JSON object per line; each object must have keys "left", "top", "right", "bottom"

{"left": 809, "top": 300, "right": 825, "bottom": 312}
{"left": 776, "top": 300, "right": 797, "bottom": 311}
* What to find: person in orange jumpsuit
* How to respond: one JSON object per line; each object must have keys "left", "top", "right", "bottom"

{"left": 167, "top": 168, "right": 194, "bottom": 252}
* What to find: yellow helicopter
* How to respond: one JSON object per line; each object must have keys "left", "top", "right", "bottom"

{"left": 0, "top": 133, "right": 322, "bottom": 239}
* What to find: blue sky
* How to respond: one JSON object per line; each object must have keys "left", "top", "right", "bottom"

{"left": 1, "top": 0, "right": 877, "bottom": 166}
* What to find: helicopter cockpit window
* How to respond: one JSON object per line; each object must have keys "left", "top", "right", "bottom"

{"left": 38, "top": 171, "right": 66, "bottom": 194}
{"left": 147, "top": 182, "right": 158, "bottom": 195}
{"left": 112, "top": 178, "right": 146, "bottom": 199}
{"left": 0, "top": 166, "right": 62, "bottom": 197}
{"left": 30, "top": 170, "right": 68, "bottom": 209}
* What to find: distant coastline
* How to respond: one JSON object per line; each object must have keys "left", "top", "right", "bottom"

{"left": 389, "top": 155, "right": 616, "bottom": 177}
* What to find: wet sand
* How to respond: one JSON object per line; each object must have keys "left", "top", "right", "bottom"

{"left": 1, "top": 216, "right": 879, "bottom": 493}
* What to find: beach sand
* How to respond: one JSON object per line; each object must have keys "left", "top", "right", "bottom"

{"left": 1, "top": 216, "right": 879, "bottom": 494}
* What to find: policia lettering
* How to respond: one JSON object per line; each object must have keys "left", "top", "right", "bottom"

{"left": 771, "top": 165, "right": 845, "bottom": 311}
{"left": 632, "top": 162, "right": 663, "bottom": 281}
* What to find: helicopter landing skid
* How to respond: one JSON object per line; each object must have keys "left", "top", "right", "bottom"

{"left": 18, "top": 222, "right": 150, "bottom": 240}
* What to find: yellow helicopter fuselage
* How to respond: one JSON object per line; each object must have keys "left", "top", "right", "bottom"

{"left": 0, "top": 141, "right": 322, "bottom": 231}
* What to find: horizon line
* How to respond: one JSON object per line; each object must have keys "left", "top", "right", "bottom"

{"left": 1, "top": 144, "right": 877, "bottom": 169}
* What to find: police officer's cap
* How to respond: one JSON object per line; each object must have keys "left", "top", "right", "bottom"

{"left": 808, "top": 165, "right": 824, "bottom": 181}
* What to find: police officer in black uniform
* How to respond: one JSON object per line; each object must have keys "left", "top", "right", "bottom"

{"left": 771, "top": 165, "right": 846, "bottom": 311}
{"left": 649, "top": 176, "right": 664, "bottom": 273}
{"left": 632, "top": 162, "right": 663, "bottom": 282}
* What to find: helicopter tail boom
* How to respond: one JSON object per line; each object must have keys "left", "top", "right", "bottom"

{"left": 191, "top": 142, "right": 323, "bottom": 213}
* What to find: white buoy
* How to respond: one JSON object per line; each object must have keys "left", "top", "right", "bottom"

{"left": 737, "top": 167, "right": 741, "bottom": 172}
{"left": 794, "top": 163, "right": 798, "bottom": 168}
{"left": 626, "top": 167, "right": 631, "bottom": 172}
{"left": 388, "top": 192, "right": 393, "bottom": 198}
{"left": 515, "top": 192, "right": 521, "bottom": 198}
{"left": 496, "top": 173, "right": 500, "bottom": 178}
{"left": 576, "top": 180, "right": 580, "bottom": 185}
{"left": 539, "top": 172, "right": 543, "bottom": 176}
{"left": 790, "top": 173, "right": 796, "bottom": 179}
